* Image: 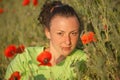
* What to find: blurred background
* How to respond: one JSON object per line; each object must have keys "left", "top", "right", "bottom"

{"left": 0, "top": 0, "right": 120, "bottom": 80}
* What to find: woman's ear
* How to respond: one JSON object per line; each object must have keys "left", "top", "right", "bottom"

{"left": 45, "top": 28, "right": 51, "bottom": 39}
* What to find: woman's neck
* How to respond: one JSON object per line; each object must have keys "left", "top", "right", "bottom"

{"left": 44, "top": 47, "right": 65, "bottom": 65}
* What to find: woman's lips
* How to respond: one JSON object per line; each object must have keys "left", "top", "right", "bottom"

{"left": 62, "top": 47, "right": 71, "bottom": 51}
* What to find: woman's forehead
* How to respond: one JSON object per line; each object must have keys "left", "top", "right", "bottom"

{"left": 50, "top": 16, "right": 79, "bottom": 30}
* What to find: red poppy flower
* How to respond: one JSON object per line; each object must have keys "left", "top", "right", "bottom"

{"left": 88, "top": 32, "right": 96, "bottom": 42}
{"left": 81, "top": 33, "right": 89, "bottom": 44}
{"left": 33, "top": 0, "right": 38, "bottom": 6}
{"left": 37, "top": 51, "right": 52, "bottom": 66}
{"left": 81, "top": 31, "right": 96, "bottom": 44}
{"left": 22, "top": 0, "right": 30, "bottom": 6}
{"left": 4, "top": 45, "right": 17, "bottom": 58}
{"left": 9, "top": 71, "right": 21, "bottom": 80}
{"left": 0, "top": 8, "right": 4, "bottom": 14}
{"left": 16, "top": 45, "right": 25, "bottom": 53}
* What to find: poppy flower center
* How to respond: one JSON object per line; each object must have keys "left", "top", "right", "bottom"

{"left": 43, "top": 58, "right": 49, "bottom": 64}
{"left": 13, "top": 76, "right": 18, "bottom": 80}
{"left": 10, "top": 51, "right": 15, "bottom": 55}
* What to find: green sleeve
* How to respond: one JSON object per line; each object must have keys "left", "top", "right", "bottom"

{"left": 5, "top": 46, "right": 44, "bottom": 80}
{"left": 5, "top": 51, "right": 30, "bottom": 80}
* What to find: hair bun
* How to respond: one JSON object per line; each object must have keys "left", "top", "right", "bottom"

{"left": 38, "top": 1, "right": 63, "bottom": 27}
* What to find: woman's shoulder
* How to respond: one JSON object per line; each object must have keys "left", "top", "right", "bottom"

{"left": 70, "top": 49, "right": 86, "bottom": 56}
{"left": 25, "top": 46, "right": 44, "bottom": 52}
{"left": 13, "top": 46, "right": 44, "bottom": 62}
{"left": 21, "top": 46, "right": 44, "bottom": 55}
{"left": 68, "top": 49, "right": 87, "bottom": 61}
{"left": 9, "top": 46, "right": 45, "bottom": 68}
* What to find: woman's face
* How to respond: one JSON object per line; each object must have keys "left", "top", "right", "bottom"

{"left": 45, "top": 15, "right": 80, "bottom": 56}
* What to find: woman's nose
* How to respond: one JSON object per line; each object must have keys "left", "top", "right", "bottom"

{"left": 65, "top": 35, "right": 71, "bottom": 45}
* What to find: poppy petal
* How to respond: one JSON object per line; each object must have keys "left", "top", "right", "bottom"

{"left": 4, "top": 45, "right": 17, "bottom": 58}
{"left": 16, "top": 45, "right": 25, "bottom": 53}
{"left": 9, "top": 71, "right": 21, "bottom": 80}
{"left": 37, "top": 51, "right": 52, "bottom": 66}
{"left": 0, "top": 8, "right": 4, "bottom": 14}
{"left": 33, "top": 0, "right": 38, "bottom": 6}
{"left": 22, "top": 0, "right": 30, "bottom": 6}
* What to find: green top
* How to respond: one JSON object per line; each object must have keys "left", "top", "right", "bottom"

{"left": 5, "top": 46, "right": 87, "bottom": 80}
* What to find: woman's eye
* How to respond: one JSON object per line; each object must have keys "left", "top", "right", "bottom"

{"left": 71, "top": 32, "right": 78, "bottom": 36}
{"left": 57, "top": 32, "right": 64, "bottom": 36}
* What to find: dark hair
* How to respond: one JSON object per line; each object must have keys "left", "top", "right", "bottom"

{"left": 38, "top": 1, "right": 81, "bottom": 30}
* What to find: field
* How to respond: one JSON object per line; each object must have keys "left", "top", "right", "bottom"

{"left": 0, "top": 0, "right": 120, "bottom": 80}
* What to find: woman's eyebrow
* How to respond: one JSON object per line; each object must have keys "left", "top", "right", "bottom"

{"left": 71, "top": 29, "right": 79, "bottom": 32}
{"left": 57, "top": 30, "right": 65, "bottom": 32}
{"left": 56, "top": 29, "right": 79, "bottom": 32}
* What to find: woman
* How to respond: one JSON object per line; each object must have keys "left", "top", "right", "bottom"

{"left": 5, "top": 1, "right": 87, "bottom": 80}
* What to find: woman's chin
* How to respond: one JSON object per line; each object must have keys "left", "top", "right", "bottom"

{"left": 61, "top": 50, "right": 72, "bottom": 56}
